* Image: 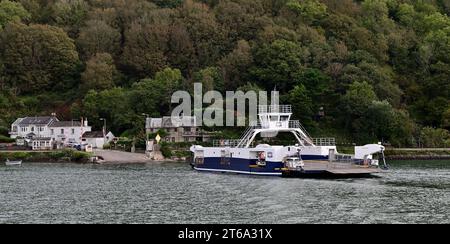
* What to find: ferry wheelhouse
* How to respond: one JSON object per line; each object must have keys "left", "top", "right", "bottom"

{"left": 190, "top": 105, "right": 387, "bottom": 177}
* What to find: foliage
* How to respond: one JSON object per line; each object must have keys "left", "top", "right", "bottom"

{"left": 0, "top": 0, "right": 30, "bottom": 29}
{"left": 160, "top": 142, "right": 173, "bottom": 158}
{"left": 420, "top": 127, "right": 450, "bottom": 148}
{"left": 81, "top": 53, "right": 117, "bottom": 92}
{"left": 0, "top": 134, "right": 15, "bottom": 143}
{"left": 0, "top": 149, "right": 92, "bottom": 162}
{"left": 0, "top": 22, "right": 80, "bottom": 94}
{"left": 0, "top": 0, "right": 449, "bottom": 147}
{"left": 0, "top": 125, "right": 9, "bottom": 136}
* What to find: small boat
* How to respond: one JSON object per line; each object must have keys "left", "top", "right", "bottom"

{"left": 5, "top": 159, "right": 22, "bottom": 166}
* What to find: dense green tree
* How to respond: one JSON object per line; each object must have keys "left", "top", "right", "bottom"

{"left": 121, "top": 22, "right": 170, "bottom": 77}
{"left": 420, "top": 127, "right": 450, "bottom": 148}
{"left": 287, "top": 84, "right": 314, "bottom": 127}
{"left": 50, "top": 0, "right": 89, "bottom": 37}
{"left": 194, "top": 67, "right": 224, "bottom": 92}
{"left": 250, "top": 39, "right": 309, "bottom": 91}
{"left": 283, "top": 0, "right": 327, "bottom": 25}
{"left": 81, "top": 53, "right": 117, "bottom": 92}
{"left": 442, "top": 107, "right": 450, "bottom": 129}
{"left": 0, "top": 0, "right": 449, "bottom": 146}
{"left": 219, "top": 40, "right": 253, "bottom": 90}
{"left": 0, "top": 0, "right": 30, "bottom": 28}
{"left": 150, "top": 0, "right": 183, "bottom": 8}
{"left": 130, "top": 68, "right": 184, "bottom": 115}
{"left": 340, "top": 81, "right": 378, "bottom": 141}
{"left": 81, "top": 88, "right": 134, "bottom": 133}
{"left": 166, "top": 22, "right": 197, "bottom": 76}
{"left": 77, "top": 19, "right": 121, "bottom": 59}
{"left": 214, "top": 0, "right": 268, "bottom": 42}
{"left": 0, "top": 22, "right": 80, "bottom": 94}
{"left": 178, "top": 0, "right": 226, "bottom": 68}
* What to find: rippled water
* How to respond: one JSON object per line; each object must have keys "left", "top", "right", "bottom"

{"left": 0, "top": 160, "right": 449, "bottom": 224}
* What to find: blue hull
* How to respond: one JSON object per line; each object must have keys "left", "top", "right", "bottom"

{"left": 194, "top": 155, "right": 329, "bottom": 176}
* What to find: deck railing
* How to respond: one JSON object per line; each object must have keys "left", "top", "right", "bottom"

{"left": 213, "top": 139, "right": 241, "bottom": 148}
{"left": 258, "top": 105, "right": 292, "bottom": 114}
{"left": 312, "top": 138, "right": 336, "bottom": 146}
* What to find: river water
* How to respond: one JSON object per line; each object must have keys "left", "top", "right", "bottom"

{"left": 0, "top": 160, "right": 449, "bottom": 224}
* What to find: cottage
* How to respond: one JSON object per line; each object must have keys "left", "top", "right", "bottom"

{"left": 9, "top": 116, "right": 92, "bottom": 150}
{"left": 145, "top": 116, "right": 213, "bottom": 143}
{"left": 81, "top": 131, "right": 115, "bottom": 149}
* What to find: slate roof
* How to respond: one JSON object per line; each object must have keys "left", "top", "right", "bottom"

{"left": 48, "top": 121, "right": 82, "bottom": 127}
{"left": 82, "top": 131, "right": 104, "bottom": 138}
{"left": 18, "top": 117, "right": 57, "bottom": 126}
{"left": 146, "top": 116, "right": 197, "bottom": 129}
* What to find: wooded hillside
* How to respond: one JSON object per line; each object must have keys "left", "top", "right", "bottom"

{"left": 0, "top": 0, "right": 449, "bottom": 147}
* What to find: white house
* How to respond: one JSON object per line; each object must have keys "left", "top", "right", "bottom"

{"left": 81, "top": 131, "right": 115, "bottom": 149}
{"left": 10, "top": 116, "right": 92, "bottom": 150}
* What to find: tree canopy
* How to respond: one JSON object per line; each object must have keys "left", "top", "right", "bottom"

{"left": 0, "top": 0, "right": 449, "bottom": 146}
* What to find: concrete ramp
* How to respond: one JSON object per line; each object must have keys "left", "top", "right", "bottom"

{"left": 326, "top": 168, "right": 382, "bottom": 175}
{"left": 94, "top": 149, "right": 152, "bottom": 163}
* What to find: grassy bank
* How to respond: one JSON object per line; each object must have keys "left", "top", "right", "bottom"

{"left": 0, "top": 149, "right": 93, "bottom": 163}
{"left": 338, "top": 146, "right": 450, "bottom": 160}
{"left": 384, "top": 149, "right": 450, "bottom": 160}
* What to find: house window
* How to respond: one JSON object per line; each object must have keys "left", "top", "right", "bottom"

{"left": 61, "top": 129, "right": 64, "bottom": 134}
{"left": 51, "top": 129, "right": 54, "bottom": 135}
{"left": 40, "top": 127, "right": 44, "bottom": 132}
{"left": 71, "top": 129, "right": 75, "bottom": 135}
{"left": 31, "top": 127, "right": 35, "bottom": 132}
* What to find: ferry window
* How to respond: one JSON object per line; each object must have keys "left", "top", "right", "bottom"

{"left": 270, "top": 116, "right": 278, "bottom": 121}
{"left": 280, "top": 116, "right": 289, "bottom": 121}
{"left": 268, "top": 152, "right": 273, "bottom": 158}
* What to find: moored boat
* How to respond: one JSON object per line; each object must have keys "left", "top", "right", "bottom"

{"left": 5, "top": 159, "right": 22, "bottom": 166}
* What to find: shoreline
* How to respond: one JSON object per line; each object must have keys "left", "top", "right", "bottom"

{"left": 0, "top": 149, "right": 186, "bottom": 164}
{"left": 1, "top": 148, "right": 449, "bottom": 164}
{"left": 384, "top": 148, "right": 450, "bottom": 161}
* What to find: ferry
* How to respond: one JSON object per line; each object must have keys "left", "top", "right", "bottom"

{"left": 190, "top": 105, "right": 387, "bottom": 177}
